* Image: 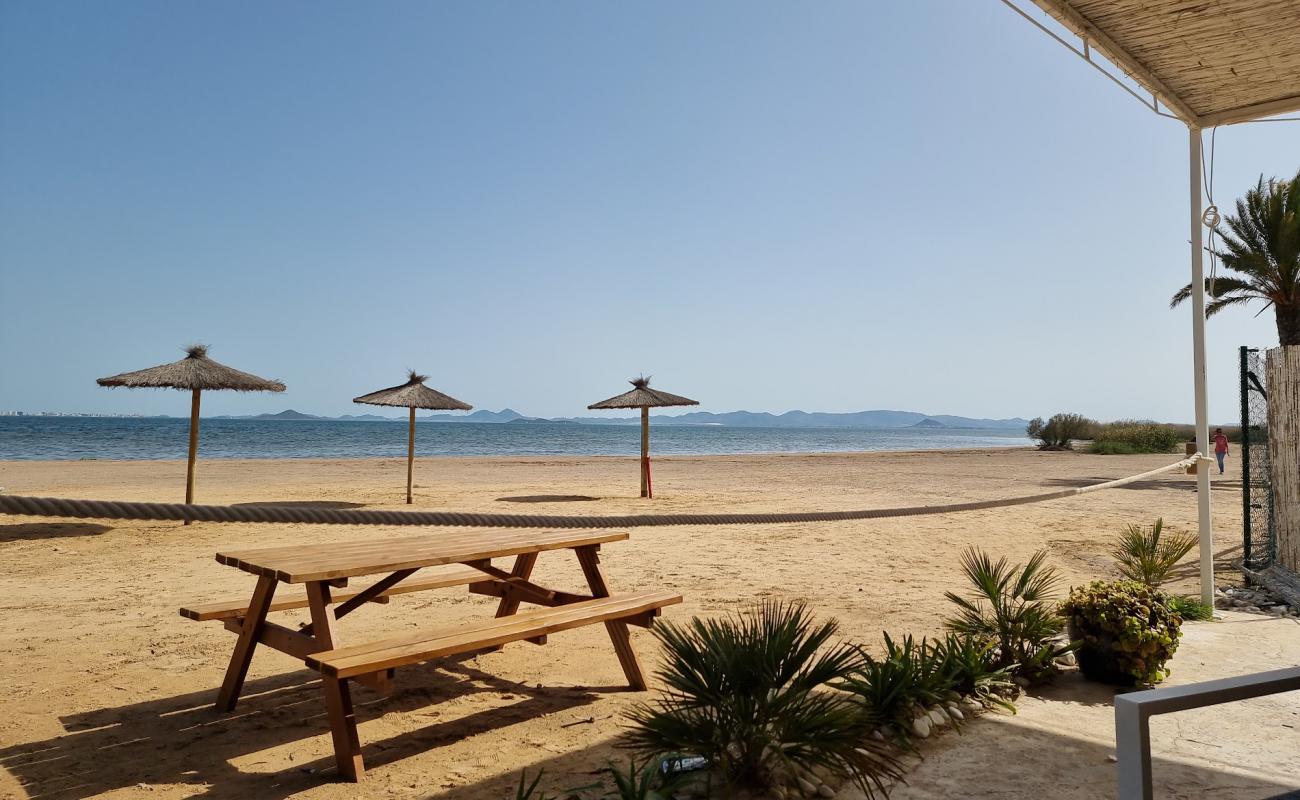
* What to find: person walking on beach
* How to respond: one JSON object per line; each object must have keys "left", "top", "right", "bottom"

{"left": 1213, "top": 427, "right": 1230, "bottom": 474}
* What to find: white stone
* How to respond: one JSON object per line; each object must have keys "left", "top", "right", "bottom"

{"left": 946, "top": 706, "right": 965, "bottom": 722}
{"left": 796, "top": 776, "right": 818, "bottom": 796}
{"left": 929, "top": 708, "right": 949, "bottom": 727}
{"left": 912, "top": 715, "right": 932, "bottom": 739}
{"left": 817, "top": 785, "right": 835, "bottom": 798}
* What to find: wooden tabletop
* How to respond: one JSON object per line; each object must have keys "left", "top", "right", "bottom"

{"left": 216, "top": 529, "right": 629, "bottom": 583}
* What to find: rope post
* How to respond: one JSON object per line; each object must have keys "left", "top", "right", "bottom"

{"left": 1189, "top": 125, "right": 1215, "bottom": 607}
{"left": 640, "top": 407, "right": 650, "bottom": 499}
{"left": 184, "top": 388, "right": 201, "bottom": 525}
{"left": 406, "top": 406, "right": 416, "bottom": 505}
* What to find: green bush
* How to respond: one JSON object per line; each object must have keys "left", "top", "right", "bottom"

{"left": 1060, "top": 581, "right": 1183, "bottom": 686}
{"left": 928, "top": 634, "right": 1017, "bottom": 712}
{"left": 623, "top": 601, "right": 903, "bottom": 797}
{"left": 1089, "top": 421, "right": 1182, "bottom": 454}
{"left": 1026, "top": 413, "right": 1098, "bottom": 450}
{"left": 944, "top": 548, "right": 1070, "bottom": 683}
{"left": 1111, "top": 518, "right": 1198, "bottom": 587}
{"left": 838, "top": 633, "right": 951, "bottom": 741}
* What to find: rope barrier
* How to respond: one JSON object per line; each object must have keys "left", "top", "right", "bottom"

{"left": 0, "top": 455, "right": 1203, "bottom": 529}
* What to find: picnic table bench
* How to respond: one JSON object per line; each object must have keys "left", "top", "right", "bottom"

{"left": 180, "top": 528, "right": 681, "bottom": 781}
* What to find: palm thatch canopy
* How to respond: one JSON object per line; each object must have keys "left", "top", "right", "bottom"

{"left": 353, "top": 371, "right": 471, "bottom": 411}
{"left": 588, "top": 377, "right": 698, "bottom": 410}
{"left": 96, "top": 345, "right": 285, "bottom": 392}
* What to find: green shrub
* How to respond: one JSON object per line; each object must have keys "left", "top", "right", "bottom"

{"left": 944, "top": 548, "right": 1070, "bottom": 683}
{"left": 601, "top": 757, "right": 700, "bottom": 800}
{"left": 838, "top": 633, "right": 952, "bottom": 741}
{"left": 1026, "top": 413, "right": 1098, "bottom": 450}
{"left": 1111, "top": 518, "right": 1197, "bottom": 587}
{"left": 1166, "top": 594, "right": 1214, "bottom": 621}
{"left": 1060, "top": 581, "right": 1183, "bottom": 686}
{"left": 623, "top": 601, "right": 903, "bottom": 797}
{"left": 927, "top": 634, "right": 1017, "bottom": 712}
{"left": 1089, "top": 421, "right": 1182, "bottom": 454}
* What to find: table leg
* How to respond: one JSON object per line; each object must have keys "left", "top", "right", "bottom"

{"left": 215, "top": 574, "right": 278, "bottom": 712}
{"left": 575, "top": 546, "right": 647, "bottom": 690}
{"left": 495, "top": 552, "right": 538, "bottom": 618}
{"left": 308, "top": 580, "right": 393, "bottom": 695}
{"left": 322, "top": 676, "right": 364, "bottom": 781}
{"left": 306, "top": 582, "right": 340, "bottom": 648}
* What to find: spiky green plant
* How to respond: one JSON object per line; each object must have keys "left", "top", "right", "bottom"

{"left": 944, "top": 548, "right": 1069, "bottom": 683}
{"left": 1166, "top": 594, "right": 1214, "bottom": 621}
{"left": 600, "top": 757, "right": 698, "bottom": 800}
{"left": 927, "top": 634, "right": 1017, "bottom": 712}
{"left": 837, "top": 633, "right": 941, "bottom": 741}
{"left": 623, "top": 601, "right": 903, "bottom": 797}
{"left": 1171, "top": 169, "right": 1300, "bottom": 345}
{"left": 1111, "top": 518, "right": 1198, "bottom": 588}
{"left": 512, "top": 769, "right": 554, "bottom": 800}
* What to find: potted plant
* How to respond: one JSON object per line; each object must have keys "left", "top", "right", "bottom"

{"left": 1060, "top": 581, "right": 1183, "bottom": 686}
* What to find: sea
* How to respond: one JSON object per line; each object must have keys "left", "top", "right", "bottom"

{"left": 0, "top": 417, "right": 1030, "bottom": 461}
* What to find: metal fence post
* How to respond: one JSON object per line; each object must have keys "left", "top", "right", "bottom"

{"left": 1241, "top": 345, "right": 1253, "bottom": 567}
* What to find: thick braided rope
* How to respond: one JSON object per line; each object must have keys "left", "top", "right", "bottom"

{"left": 0, "top": 455, "right": 1201, "bottom": 528}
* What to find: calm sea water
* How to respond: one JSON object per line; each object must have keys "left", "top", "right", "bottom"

{"left": 0, "top": 417, "right": 1030, "bottom": 461}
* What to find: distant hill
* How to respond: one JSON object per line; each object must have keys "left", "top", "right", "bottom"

{"left": 556, "top": 410, "right": 1027, "bottom": 429}
{"left": 210, "top": 407, "right": 1027, "bottom": 429}
{"left": 424, "top": 408, "right": 523, "bottom": 423}
{"left": 507, "top": 417, "right": 577, "bottom": 424}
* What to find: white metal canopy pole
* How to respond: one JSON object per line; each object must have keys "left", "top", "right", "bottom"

{"left": 1188, "top": 126, "right": 1215, "bottom": 606}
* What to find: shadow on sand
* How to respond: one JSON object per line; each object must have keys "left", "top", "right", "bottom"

{"left": 231, "top": 501, "right": 367, "bottom": 510}
{"left": 496, "top": 495, "right": 601, "bottom": 504}
{"left": 0, "top": 522, "right": 114, "bottom": 542}
{"left": 1040, "top": 476, "right": 1241, "bottom": 493}
{"left": 0, "top": 656, "right": 622, "bottom": 800}
{"left": 5, "top": 662, "right": 1295, "bottom": 799}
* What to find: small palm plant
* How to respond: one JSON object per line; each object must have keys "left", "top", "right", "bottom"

{"left": 944, "top": 548, "right": 1068, "bottom": 683}
{"left": 624, "top": 601, "right": 903, "bottom": 797}
{"left": 1171, "top": 169, "right": 1300, "bottom": 345}
{"left": 601, "top": 757, "right": 699, "bottom": 800}
{"left": 1111, "top": 518, "right": 1197, "bottom": 587}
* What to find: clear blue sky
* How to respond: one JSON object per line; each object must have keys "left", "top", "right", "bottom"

{"left": 1, "top": 2, "right": 1294, "bottom": 421}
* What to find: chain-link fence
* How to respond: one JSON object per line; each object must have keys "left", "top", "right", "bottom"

{"left": 1240, "top": 346, "right": 1275, "bottom": 569}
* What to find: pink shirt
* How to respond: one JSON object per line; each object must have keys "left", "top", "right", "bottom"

{"left": 1213, "top": 433, "right": 1229, "bottom": 454}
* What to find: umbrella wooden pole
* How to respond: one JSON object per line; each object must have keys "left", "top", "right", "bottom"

{"left": 640, "top": 407, "right": 650, "bottom": 498}
{"left": 184, "top": 388, "right": 201, "bottom": 524}
{"left": 406, "top": 406, "right": 416, "bottom": 505}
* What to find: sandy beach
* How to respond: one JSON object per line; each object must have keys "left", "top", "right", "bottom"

{"left": 0, "top": 448, "right": 1256, "bottom": 798}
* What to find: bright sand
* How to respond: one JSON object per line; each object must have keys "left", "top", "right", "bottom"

{"left": 0, "top": 448, "right": 1280, "bottom": 799}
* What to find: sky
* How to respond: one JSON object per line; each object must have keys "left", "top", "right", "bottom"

{"left": 1, "top": 2, "right": 1295, "bottom": 422}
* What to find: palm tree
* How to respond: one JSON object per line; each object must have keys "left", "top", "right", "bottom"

{"left": 1171, "top": 168, "right": 1300, "bottom": 346}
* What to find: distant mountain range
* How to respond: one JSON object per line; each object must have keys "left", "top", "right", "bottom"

{"left": 211, "top": 408, "right": 1028, "bottom": 430}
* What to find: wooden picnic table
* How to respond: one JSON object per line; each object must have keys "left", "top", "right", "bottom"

{"left": 182, "top": 528, "right": 680, "bottom": 781}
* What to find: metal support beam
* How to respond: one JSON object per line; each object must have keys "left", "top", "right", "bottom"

{"left": 1188, "top": 127, "right": 1214, "bottom": 607}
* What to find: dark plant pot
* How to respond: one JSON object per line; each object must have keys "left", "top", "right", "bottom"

{"left": 1068, "top": 622, "right": 1138, "bottom": 686}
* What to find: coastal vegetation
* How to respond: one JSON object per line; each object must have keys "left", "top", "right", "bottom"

{"left": 1025, "top": 414, "right": 1097, "bottom": 450}
{"left": 1088, "top": 421, "right": 1183, "bottom": 454}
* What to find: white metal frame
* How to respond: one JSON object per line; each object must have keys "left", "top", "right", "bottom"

{"left": 1115, "top": 667, "right": 1300, "bottom": 799}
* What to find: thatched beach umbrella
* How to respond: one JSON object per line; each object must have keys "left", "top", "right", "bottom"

{"left": 353, "top": 371, "right": 471, "bottom": 504}
{"left": 588, "top": 376, "right": 698, "bottom": 498}
{"left": 96, "top": 345, "right": 285, "bottom": 518}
